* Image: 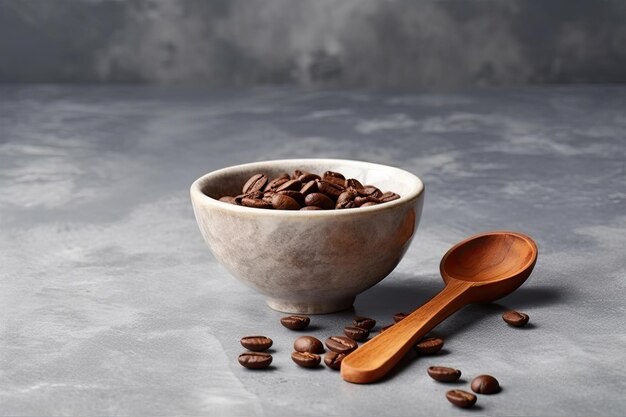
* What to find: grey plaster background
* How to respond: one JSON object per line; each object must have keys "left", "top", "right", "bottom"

{"left": 1, "top": 85, "right": 625, "bottom": 416}
{"left": 1, "top": 0, "right": 626, "bottom": 87}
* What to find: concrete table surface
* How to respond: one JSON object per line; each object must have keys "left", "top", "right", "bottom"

{"left": 1, "top": 85, "right": 625, "bottom": 416}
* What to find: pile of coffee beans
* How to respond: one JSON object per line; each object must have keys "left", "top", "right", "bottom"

{"left": 218, "top": 170, "right": 400, "bottom": 210}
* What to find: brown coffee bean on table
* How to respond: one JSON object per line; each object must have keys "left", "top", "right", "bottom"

{"left": 414, "top": 337, "right": 444, "bottom": 355}
{"left": 280, "top": 315, "right": 310, "bottom": 330}
{"left": 427, "top": 366, "right": 462, "bottom": 382}
{"left": 325, "top": 336, "right": 358, "bottom": 354}
{"left": 343, "top": 326, "right": 369, "bottom": 341}
{"left": 240, "top": 336, "right": 273, "bottom": 352}
{"left": 393, "top": 312, "right": 409, "bottom": 322}
{"left": 324, "top": 351, "right": 346, "bottom": 370}
{"left": 353, "top": 316, "right": 376, "bottom": 330}
{"left": 294, "top": 336, "right": 325, "bottom": 354}
{"left": 446, "top": 390, "right": 477, "bottom": 408}
{"left": 471, "top": 375, "right": 501, "bottom": 394}
{"left": 242, "top": 174, "right": 268, "bottom": 194}
{"left": 503, "top": 310, "right": 530, "bottom": 327}
{"left": 291, "top": 351, "right": 321, "bottom": 368}
{"left": 238, "top": 352, "right": 273, "bottom": 369}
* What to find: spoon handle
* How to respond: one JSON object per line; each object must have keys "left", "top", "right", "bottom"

{"left": 341, "top": 279, "right": 473, "bottom": 384}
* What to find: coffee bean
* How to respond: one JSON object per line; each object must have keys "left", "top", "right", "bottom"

{"left": 345, "top": 178, "right": 364, "bottom": 190}
{"left": 353, "top": 316, "right": 376, "bottom": 330}
{"left": 336, "top": 189, "right": 358, "bottom": 209}
{"left": 291, "top": 351, "right": 321, "bottom": 368}
{"left": 300, "top": 180, "right": 318, "bottom": 196}
{"left": 241, "top": 198, "right": 273, "bottom": 209}
{"left": 280, "top": 315, "right": 310, "bottom": 330}
{"left": 359, "top": 186, "right": 383, "bottom": 198}
{"left": 343, "top": 326, "right": 369, "bottom": 341}
{"left": 446, "top": 390, "right": 477, "bottom": 408}
{"left": 277, "top": 190, "right": 304, "bottom": 205}
{"left": 238, "top": 352, "right": 273, "bottom": 369}
{"left": 393, "top": 312, "right": 409, "bottom": 322}
{"left": 317, "top": 180, "right": 344, "bottom": 199}
{"left": 276, "top": 179, "right": 302, "bottom": 192}
{"left": 271, "top": 193, "right": 300, "bottom": 210}
{"left": 379, "top": 323, "right": 395, "bottom": 333}
{"left": 298, "top": 173, "right": 321, "bottom": 183}
{"left": 502, "top": 310, "right": 529, "bottom": 327}
{"left": 380, "top": 191, "right": 401, "bottom": 203}
{"left": 323, "top": 171, "right": 346, "bottom": 187}
{"left": 300, "top": 206, "right": 322, "bottom": 210}
{"left": 427, "top": 366, "right": 462, "bottom": 382}
{"left": 324, "top": 351, "right": 346, "bottom": 370}
{"left": 240, "top": 336, "right": 273, "bottom": 351}
{"left": 354, "top": 196, "right": 380, "bottom": 207}
{"left": 265, "top": 174, "right": 290, "bottom": 191}
{"left": 325, "top": 336, "right": 358, "bottom": 354}
{"left": 242, "top": 174, "right": 268, "bottom": 194}
{"left": 294, "top": 336, "right": 324, "bottom": 354}
{"left": 304, "top": 192, "right": 335, "bottom": 210}
{"left": 219, "top": 196, "right": 236, "bottom": 204}
{"left": 471, "top": 375, "right": 501, "bottom": 394}
{"left": 414, "top": 337, "right": 444, "bottom": 355}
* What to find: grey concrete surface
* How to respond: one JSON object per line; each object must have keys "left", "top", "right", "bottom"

{"left": 1, "top": 85, "right": 625, "bottom": 416}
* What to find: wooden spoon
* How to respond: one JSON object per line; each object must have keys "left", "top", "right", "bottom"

{"left": 341, "top": 231, "right": 538, "bottom": 384}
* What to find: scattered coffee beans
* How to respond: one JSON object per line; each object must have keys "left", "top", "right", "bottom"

{"left": 502, "top": 310, "right": 530, "bottom": 327}
{"left": 471, "top": 375, "right": 501, "bottom": 394}
{"left": 240, "top": 336, "right": 273, "bottom": 352}
{"left": 352, "top": 316, "right": 376, "bottom": 330}
{"left": 414, "top": 337, "right": 444, "bottom": 355}
{"left": 446, "top": 390, "right": 477, "bottom": 408}
{"left": 324, "top": 351, "right": 346, "bottom": 370}
{"left": 427, "top": 366, "right": 462, "bottom": 382}
{"left": 238, "top": 352, "right": 273, "bottom": 369}
{"left": 294, "top": 336, "right": 325, "bottom": 354}
{"left": 291, "top": 351, "right": 321, "bottom": 368}
{"left": 393, "top": 312, "right": 409, "bottom": 322}
{"left": 325, "top": 336, "right": 358, "bottom": 354}
{"left": 280, "top": 315, "right": 310, "bottom": 330}
{"left": 218, "top": 170, "right": 400, "bottom": 210}
{"left": 343, "top": 326, "right": 369, "bottom": 341}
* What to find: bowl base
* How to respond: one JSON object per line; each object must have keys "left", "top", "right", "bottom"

{"left": 265, "top": 296, "right": 355, "bottom": 314}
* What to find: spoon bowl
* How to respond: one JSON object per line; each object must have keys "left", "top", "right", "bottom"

{"left": 341, "top": 230, "right": 538, "bottom": 384}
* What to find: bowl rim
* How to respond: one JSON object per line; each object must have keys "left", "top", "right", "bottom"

{"left": 190, "top": 158, "right": 425, "bottom": 217}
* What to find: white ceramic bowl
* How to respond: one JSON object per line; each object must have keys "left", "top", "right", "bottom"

{"left": 190, "top": 159, "right": 425, "bottom": 314}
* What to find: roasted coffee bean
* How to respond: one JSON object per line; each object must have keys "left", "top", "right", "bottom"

{"left": 219, "top": 196, "right": 236, "bottom": 204}
{"left": 277, "top": 190, "right": 304, "bottom": 205}
{"left": 380, "top": 191, "right": 401, "bottom": 203}
{"left": 393, "top": 312, "right": 409, "bottom": 322}
{"left": 379, "top": 323, "right": 395, "bottom": 333}
{"left": 291, "top": 351, "right": 321, "bottom": 368}
{"left": 240, "top": 336, "right": 273, "bottom": 351}
{"left": 271, "top": 193, "right": 300, "bottom": 210}
{"left": 298, "top": 172, "right": 321, "bottom": 183}
{"left": 317, "top": 180, "right": 344, "bottom": 199}
{"left": 359, "top": 185, "right": 383, "bottom": 198}
{"left": 336, "top": 190, "right": 358, "bottom": 209}
{"left": 324, "top": 351, "right": 346, "bottom": 370}
{"left": 345, "top": 178, "right": 364, "bottom": 190}
{"left": 241, "top": 198, "right": 272, "bottom": 209}
{"left": 427, "top": 366, "right": 462, "bottom": 382}
{"left": 360, "top": 201, "right": 379, "bottom": 207}
{"left": 446, "top": 390, "right": 477, "bottom": 408}
{"left": 300, "top": 206, "right": 322, "bottom": 210}
{"left": 502, "top": 310, "right": 529, "bottom": 327}
{"left": 325, "top": 336, "right": 358, "bottom": 354}
{"left": 353, "top": 316, "right": 376, "bottom": 330}
{"left": 471, "top": 375, "right": 501, "bottom": 394}
{"left": 323, "top": 170, "right": 346, "bottom": 187}
{"left": 354, "top": 196, "right": 380, "bottom": 206}
{"left": 238, "top": 352, "right": 273, "bottom": 369}
{"left": 242, "top": 174, "right": 268, "bottom": 194}
{"left": 414, "top": 337, "right": 444, "bottom": 355}
{"left": 304, "top": 192, "right": 335, "bottom": 210}
{"left": 276, "top": 179, "right": 302, "bottom": 192}
{"left": 294, "top": 336, "right": 324, "bottom": 354}
{"left": 300, "top": 180, "right": 319, "bottom": 196}
{"left": 343, "top": 326, "right": 369, "bottom": 341}
{"left": 280, "top": 315, "right": 310, "bottom": 330}
{"left": 265, "top": 174, "right": 290, "bottom": 191}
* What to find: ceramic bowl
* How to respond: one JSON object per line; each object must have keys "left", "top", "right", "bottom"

{"left": 190, "top": 159, "right": 425, "bottom": 314}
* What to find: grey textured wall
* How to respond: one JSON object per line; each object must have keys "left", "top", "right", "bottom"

{"left": 1, "top": 0, "right": 626, "bottom": 87}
